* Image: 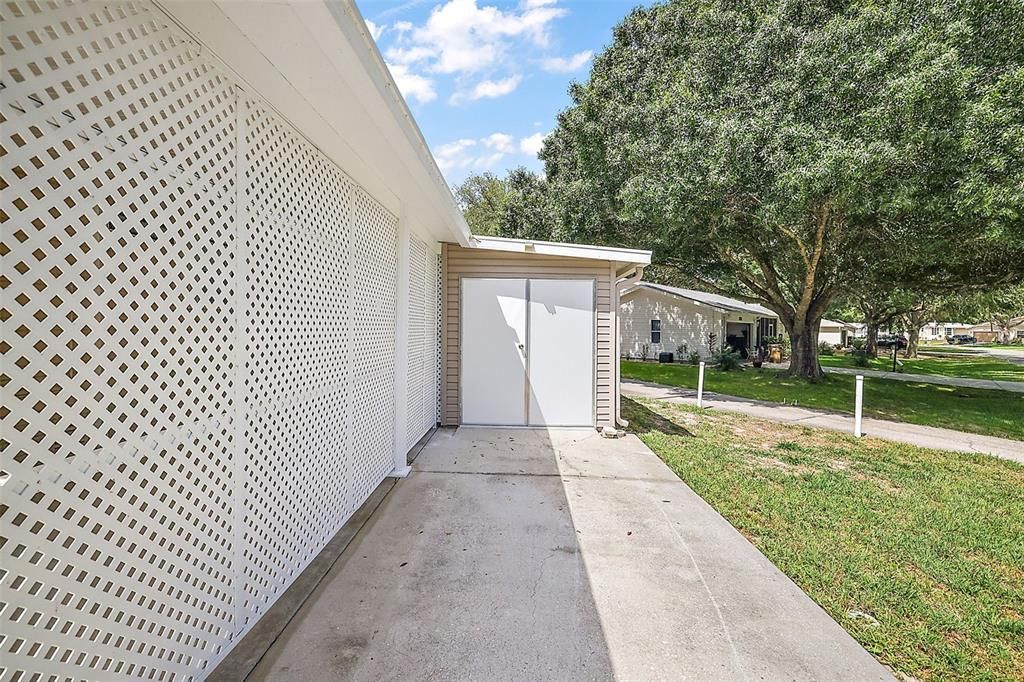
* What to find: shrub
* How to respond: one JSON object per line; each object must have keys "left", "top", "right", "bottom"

{"left": 688, "top": 350, "right": 702, "bottom": 365}
{"left": 851, "top": 349, "right": 870, "bottom": 367}
{"left": 640, "top": 343, "right": 650, "bottom": 361}
{"left": 714, "top": 346, "right": 744, "bottom": 371}
{"left": 818, "top": 340, "right": 834, "bottom": 356}
{"left": 851, "top": 338, "right": 866, "bottom": 351}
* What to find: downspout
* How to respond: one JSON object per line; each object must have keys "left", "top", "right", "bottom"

{"left": 613, "top": 265, "right": 645, "bottom": 429}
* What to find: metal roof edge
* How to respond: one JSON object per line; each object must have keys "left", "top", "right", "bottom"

{"left": 468, "top": 235, "right": 652, "bottom": 265}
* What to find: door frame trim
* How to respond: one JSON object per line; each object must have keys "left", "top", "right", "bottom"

{"left": 459, "top": 275, "right": 596, "bottom": 427}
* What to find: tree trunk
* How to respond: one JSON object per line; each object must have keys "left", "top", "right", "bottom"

{"left": 905, "top": 326, "right": 920, "bottom": 358}
{"left": 903, "top": 309, "right": 924, "bottom": 358}
{"left": 996, "top": 316, "right": 1012, "bottom": 344}
{"left": 783, "top": 318, "right": 825, "bottom": 380}
{"left": 865, "top": 323, "right": 879, "bottom": 358}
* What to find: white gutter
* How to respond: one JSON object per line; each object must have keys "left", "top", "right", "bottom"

{"left": 613, "top": 265, "right": 645, "bottom": 429}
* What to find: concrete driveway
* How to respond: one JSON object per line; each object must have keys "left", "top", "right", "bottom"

{"left": 245, "top": 428, "right": 891, "bottom": 681}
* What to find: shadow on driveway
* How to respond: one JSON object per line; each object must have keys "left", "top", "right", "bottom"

{"left": 245, "top": 427, "right": 892, "bottom": 681}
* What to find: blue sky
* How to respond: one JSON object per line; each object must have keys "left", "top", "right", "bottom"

{"left": 358, "top": 0, "right": 638, "bottom": 186}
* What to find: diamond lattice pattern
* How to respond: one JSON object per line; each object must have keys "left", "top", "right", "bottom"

{"left": 0, "top": 2, "right": 416, "bottom": 679}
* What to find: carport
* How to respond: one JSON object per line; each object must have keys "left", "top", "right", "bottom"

{"left": 441, "top": 236, "right": 651, "bottom": 429}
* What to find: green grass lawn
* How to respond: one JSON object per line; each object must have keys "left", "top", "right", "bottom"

{"left": 624, "top": 397, "right": 1024, "bottom": 681}
{"left": 621, "top": 360, "right": 1024, "bottom": 441}
{"left": 818, "top": 353, "right": 1024, "bottom": 382}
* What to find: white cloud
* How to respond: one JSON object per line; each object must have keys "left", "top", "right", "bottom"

{"left": 433, "top": 138, "right": 484, "bottom": 172}
{"left": 540, "top": 49, "right": 593, "bottom": 73}
{"left": 450, "top": 75, "right": 522, "bottom": 103}
{"left": 433, "top": 131, "right": 544, "bottom": 176}
{"left": 384, "top": 45, "right": 435, "bottom": 64}
{"left": 386, "top": 0, "right": 567, "bottom": 75}
{"left": 386, "top": 62, "right": 437, "bottom": 104}
{"left": 519, "top": 132, "right": 547, "bottom": 156}
{"left": 364, "top": 19, "right": 385, "bottom": 41}
{"left": 434, "top": 137, "right": 485, "bottom": 171}
{"left": 483, "top": 132, "right": 516, "bottom": 153}
{"left": 472, "top": 75, "right": 522, "bottom": 99}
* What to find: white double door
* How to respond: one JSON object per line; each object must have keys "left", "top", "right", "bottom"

{"left": 461, "top": 278, "right": 594, "bottom": 426}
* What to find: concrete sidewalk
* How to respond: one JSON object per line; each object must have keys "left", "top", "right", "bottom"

{"left": 764, "top": 361, "right": 1024, "bottom": 392}
{"left": 825, "top": 365, "right": 1024, "bottom": 393}
{"left": 920, "top": 346, "right": 1024, "bottom": 365}
{"left": 243, "top": 427, "right": 892, "bottom": 681}
{"left": 624, "top": 380, "right": 1024, "bottom": 464}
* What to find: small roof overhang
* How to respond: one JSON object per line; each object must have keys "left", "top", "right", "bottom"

{"left": 468, "top": 235, "right": 652, "bottom": 269}
{"left": 821, "top": 319, "right": 857, "bottom": 330}
{"left": 629, "top": 282, "right": 777, "bottom": 317}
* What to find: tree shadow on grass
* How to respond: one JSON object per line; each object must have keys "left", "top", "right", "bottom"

{"left": 622, "top": 397, "right": 694, "bottom": 438}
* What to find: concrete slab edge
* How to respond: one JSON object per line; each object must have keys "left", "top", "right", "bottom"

{"left": 207, "top": 477, "right": 398, "bottom": 681}
{"left": 407, "top": 426, "right": 444, "bottom": 465}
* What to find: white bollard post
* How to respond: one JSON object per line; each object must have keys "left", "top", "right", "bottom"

{"left": 854, "top": 374, "right": 864, "bottom": 437}
{"left": 697, "top": 361, "right": 705, "bottom": 409}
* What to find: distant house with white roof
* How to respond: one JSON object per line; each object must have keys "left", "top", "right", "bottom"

{"left": 818, "top": 319, "right": 857, "bottom": 346}
{"left": 620, "top": 283, "right": 779, "bottom": 359}
{"left": 919, "top": 322, "right": 973, "bottom": 341}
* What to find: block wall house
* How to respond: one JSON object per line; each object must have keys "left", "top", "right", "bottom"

{"left": 0, "top": 2, "right": 650, "bottom": 680}
{"left": 818, "top": 319, "right": 857, "bottom": 346}
{"left": 919, "top": 322, "right": 974, "bottom": 340}
{"left": 968, "top": 317, "right": 1024, "bottom": 343}
{"left": 620, "top": 283, "right": 778, "bottom": 359}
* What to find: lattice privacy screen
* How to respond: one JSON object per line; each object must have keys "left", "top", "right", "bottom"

{"left": 0, "top": 2, "right": 434, "bottom": 679}
{"left": 406, "top": 236, "right": 439, "bottom": 450}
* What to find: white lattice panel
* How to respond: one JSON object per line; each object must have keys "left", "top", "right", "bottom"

{"left": 405, "top": 237, "right": 438, "bottom": 449}
{"left": 1, "top": 2, "right": 402, "bottom": 679}
{"left": 236, "top": 96, "right": 397, "bottom": 629}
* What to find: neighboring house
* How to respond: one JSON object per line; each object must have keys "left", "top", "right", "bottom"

{"left": 919, "top": 321, "right": 973, "bottom": 340}
{"left": 819, "top": 319, "right": 857, "bottom": 346}
{"left": 1, "top": 3, "right": 650, "bottom": 679}
{"left": 620, "top": 283, "right": 778, "bottom": 359}
{"left": 968, "top": 317, "right": 1024, "bottom": 343}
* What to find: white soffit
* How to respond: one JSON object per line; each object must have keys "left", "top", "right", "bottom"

{"left": 469, "top": 235, "right": 652, "bottom": 266}
{"left": 155, "top": 0, "right": 471, "bottom": 246}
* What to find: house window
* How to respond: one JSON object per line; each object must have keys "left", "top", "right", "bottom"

{"left": 650, "top": 319, "right": 661, "bottom": 344}
{"left": 945, "top": 326, "right": 953, "bottom": 336}
{"left": 931, "top": 327, "right": 939, "bottom": 335}
{"left": 1017, "top": 330, "right": 1024, "bottom": 339}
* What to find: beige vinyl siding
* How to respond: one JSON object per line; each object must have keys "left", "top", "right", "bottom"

{"left": 818, "top": 326, "right": 845, "bottom": 345}
{"left": 442, "top": 243, "right": 615, "bottom": 428}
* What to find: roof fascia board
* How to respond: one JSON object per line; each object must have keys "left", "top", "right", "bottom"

{"left": 629, "top": 284, "right": 732, "bottom": 313}
{"left": 638, "top": 283, "right": 781, "bottom": 318}
{"left": 155, "top": 0, "right": 470, "bottom": 247}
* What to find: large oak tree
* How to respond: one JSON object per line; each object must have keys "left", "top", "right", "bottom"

{"left": 539, "top": 0, "right": 1024, "bottom": 379}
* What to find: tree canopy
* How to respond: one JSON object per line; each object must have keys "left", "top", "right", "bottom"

{"left": 452, "top": 172, "right": 508, "bottom": 236}
{"left": 452, "top": 167, "right": 554, "bottom": 239}
{"left": 532, "top": 0, "right": 1024, "bottom": 378}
